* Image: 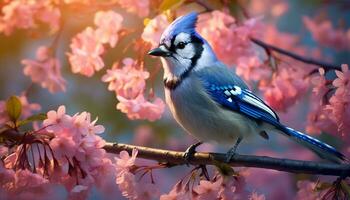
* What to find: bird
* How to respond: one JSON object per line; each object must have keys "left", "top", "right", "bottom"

{"left": 147, "top": 12, "right": 346, "bottom": 163}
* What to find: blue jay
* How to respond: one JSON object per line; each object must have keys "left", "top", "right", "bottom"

{"left": 148, "top": 12, "right": 345, "bottom": 163}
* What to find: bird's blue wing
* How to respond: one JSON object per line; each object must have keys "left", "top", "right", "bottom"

{"left": 205, "top": 83, "right": 346, "bottom": 162}
{"left": 206, "top": 83, "right": 280, "bottom": 126}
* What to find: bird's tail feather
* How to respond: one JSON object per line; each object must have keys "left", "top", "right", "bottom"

{"left": 278, "top": 126, "right": 346, "bottom": 163}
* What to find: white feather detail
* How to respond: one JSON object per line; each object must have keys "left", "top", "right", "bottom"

{"left": 241, "top": 94, "right": 277, "bottom": 120}
{"left": 230, "top": 86, "right": 242, "bottom": 95}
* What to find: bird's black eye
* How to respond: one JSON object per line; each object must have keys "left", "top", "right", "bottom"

{"left": 177, "top": 42, "right": 186, "bottom": 49}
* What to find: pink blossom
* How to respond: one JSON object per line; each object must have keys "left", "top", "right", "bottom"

{"left": 94, "top": 10, "right": 123, "bottom": 48}
{"left": 303, "top": 16, "right": 350, "bottom": 50}
{"left": 249, "top": 0, "right": 288, "bottom": 17}
{"left": 325, "top": 64, "right": 350, "bottom": 136}
{"left": 50, "top": 136, "right": 77, "bottom": 160}
{"left": 259, "top": 67, "right": 308, "bottom": 111}
{"left": 43, "top": 105, "right": 71, "bottom": 133}
{"left": 115, "top": 148, "right": 138, "bottom": 175}
{"left": 218, "top": 176, "right": 237, "bottom": 200}
{"left": 118, "top": 0, "right": 149, "bottom": 18}
{"left": 249, "top": 192, "right": 266, "bottom": 200}
{"left": 307, "top": 68, "right": 338, "bottom": 135}
{"left": 193, "top": 179, "right": 221, "bottom": 200}
{"left": 160, "top": 186, "right": 188, "bottom": 200}
{"left": 116, "top": 171, "right": 137, "bottom": 199}
{"left": 14, "top": 169, "right": 48, "bottom": 190}
{"left": 67, "top": 27, "right": 105, "bottom": 77}
{"left": 42, "top": 105, "right": 111, "bottom": 197}
{"left": 142, "top": 14, "right": 169, "bottom": 47}
{"left": 114, "top": 148, "right": 159, "bottom": 199}
{"left": 18, "top": 93, "right": 41, "bottom": 118}
{"left": 116, "top": 94, "right": 165, "bottom": 121}
{"left": 333, "top": 64, "right": 350, "bottom": 96}
{"left": 0, "top": 163, "right": 14, "bottom": 188}
{"left": 295, "top": 180, "right": 322, "bottom": 200}
{"left": 197, "top": 11, "right": 262, "bottom": 67}
{"left": 22, "top": 46, "right": 66, "bottom": 93}
{"left": 0, "top": 1, "right": 60, "bottom": 35}
{"left": 236, "top": 56, "right": 271, "bottom": 82}
{"left": 102, "top": 58, "right": 149, "bottom": 99}
{"left": 262, "top": 24, "right": 299, "bottom": 50}
{"left": 35, "top": 2, "right": 61, "bottom": 33}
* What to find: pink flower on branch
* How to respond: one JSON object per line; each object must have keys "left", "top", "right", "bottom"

{"left": 102, "top": 58, "right": 150, "bottom": 99}
{"left": 118, "top": 0, "right": 149, "bottom": 18}
{"left": 115, "top": 149, "right": 138, "bottom": 175}
{"left": 94, "top": 10, "right": 123, "bottom": 48}
{"left": 303, "top": 16, "right": 350, "bottom": 51}
{"left": 142, "top": 14, "right": 169, "bottom": 48}
{"left": 22, "top": 46, "right": 66, "bottom": 93}
{"left": 115, "top": 149, "right": 160, "bottom": 200}
{"left": 259, "top": 66, "right": 309, "bottom": 111}
{"left": 0, "top": 0, "right": 60, "bottom": 35}
{"left": 326, "top": 64, "right": 350, "bottom": 136}
{"left": 67, "top": 27, "right": 105, "bottom": 77}
{"left": 307, "top": 68, "right": 338, "bottom": 135}
{"left": 116, "top": 94, "right": 165, "bottom": 121}
{"left": 197, "top": 11, "right": 262, "bottom": 67}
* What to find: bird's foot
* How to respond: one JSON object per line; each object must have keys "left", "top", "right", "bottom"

{"left": 226, "top": 136, "right": 243, "bottom": 162}
{"left": 183, "top": 142, "right": 203, "bottom": 164}
{"left": 225, "top": 148, "right": 237, "bottom": 162}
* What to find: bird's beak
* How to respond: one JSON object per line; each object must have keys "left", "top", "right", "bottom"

{"left": 148, "top": 46, "right": 170, "bottom": 57}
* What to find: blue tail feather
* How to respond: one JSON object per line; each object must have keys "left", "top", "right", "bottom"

{"left": 280, "top": 126, "right": 346, "bottom": 163}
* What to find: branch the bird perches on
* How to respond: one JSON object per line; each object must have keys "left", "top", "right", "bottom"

{"left": 2, "top": 129, "right": 349, "bottom": 177}
{"left": 104, "top": 142, "right": 350, "bottom": 177}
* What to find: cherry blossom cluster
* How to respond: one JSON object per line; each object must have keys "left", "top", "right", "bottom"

{"left": 0, "top": 0, "right": 60, "bottom": 35}
{"left": 307, "top": 64, "right": 350, "bottom": 139}
{"left": 102, "top": 58, "right": 165, "bottom": 121}
{"left": 0, "top": 104, "right": 116, "bottom": 199}
{"left": 303, "top": 16, "right": 350, "bottom": 51}
{"left": 22, "top": 46, "right": 66, "bottom": 93}
{"left": 68, "top": 10, "right": 123, "bottom": 77}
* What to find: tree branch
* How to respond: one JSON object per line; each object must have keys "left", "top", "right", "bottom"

{"left": 251, "top": 38, "right": 341, "bottom": 70}
{"left": 104, "top": 142, "right": 350, "bottom": 177}
{"left": 2, "top": 129, "right": 349, "bottom": 177}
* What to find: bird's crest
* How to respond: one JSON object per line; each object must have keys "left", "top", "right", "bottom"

{"left": 160, "top": 12, "right": 198, "bottom": 43}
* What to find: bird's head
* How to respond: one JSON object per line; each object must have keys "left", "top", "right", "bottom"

{"left": 148, "top": 12, "right": 217, "bottom": 87}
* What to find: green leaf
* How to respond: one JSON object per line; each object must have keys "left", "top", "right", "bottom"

{"left": 6, "top": 96, "right": 22, "bottom": 122}
{"left": 17, "top": 113, "right": 47, "bottom": 127}
{"left": 159, "top": 0, "right": 185, "bottom": 11}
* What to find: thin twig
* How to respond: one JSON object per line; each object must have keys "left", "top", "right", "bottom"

{"left": 104, "top": 142, "right": 350, "bottom": 177}
{"left": 250, "top": 38, "right": 341, "bottom": 70}
{"left": 191, "top": 0, "right": 343, "bottom": 70}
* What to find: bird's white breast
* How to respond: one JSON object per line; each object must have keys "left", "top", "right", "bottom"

{"left": 164, "top": 76, "right": 259, "bottom": 145}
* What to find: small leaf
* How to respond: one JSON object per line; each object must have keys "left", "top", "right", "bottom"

{"left": 17, "top": 113, "right": 47, "bottom": 127}
{"left": 159, "top": 0, "right": 185, "bottom": 12}
{"left": 6, "top": 96, "right": 22, "bottom": 122}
